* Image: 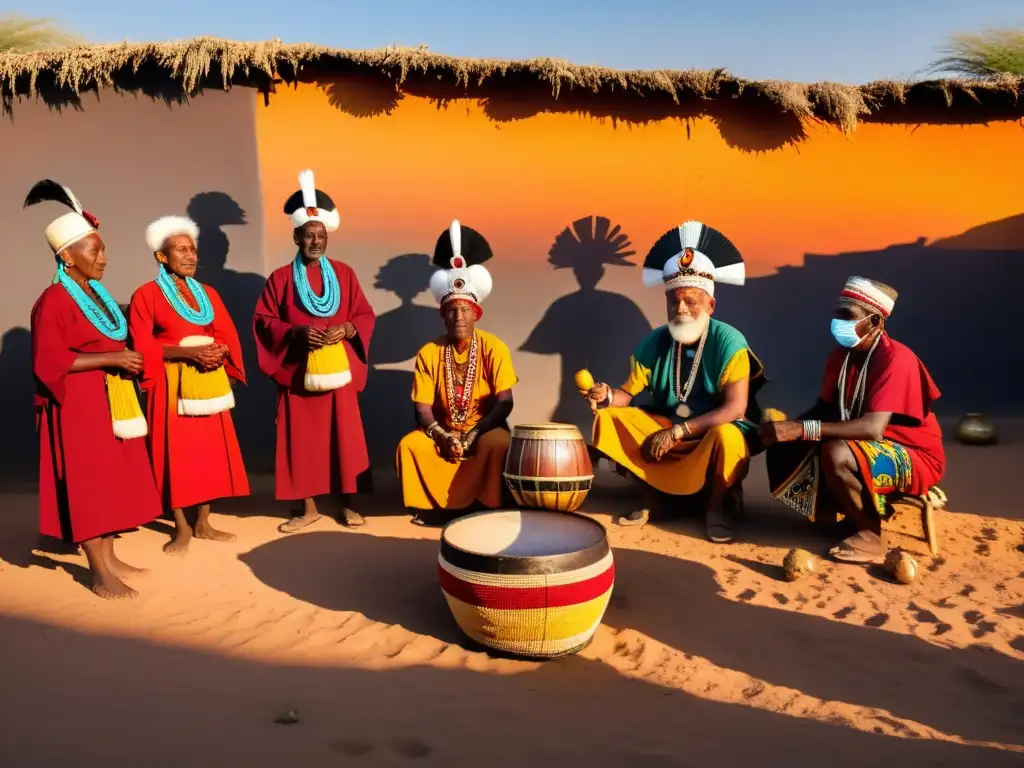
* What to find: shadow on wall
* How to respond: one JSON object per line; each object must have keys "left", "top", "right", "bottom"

{"left": 717, "top": 213, "right": 1024, "bottom": 417}
{"left": 520, "top": 216, "right": 652, "bottom": 436}
{"left": 363, "top": 254, "right": 440, "bottom": 458}
{"left": 188, "top": 191, "right": 277, "bottom": 472}
{"left": 0, "top": 327, "right": 34, "bottom": 482}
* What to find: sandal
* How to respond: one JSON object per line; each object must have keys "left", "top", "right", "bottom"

{"left": 829, "top": 530, "right": 885, "bottom": 564}
{"left": 340, "top": 508, "right": 365, "bottom": 527}
{"left": 618, "top": 509, "right": 649, "bottom": 527}
{"left": 278, "top": 513, "right": 323, "bottom": 534}
{"left": 705, "top": 507, "right": 735, "bottom": 544}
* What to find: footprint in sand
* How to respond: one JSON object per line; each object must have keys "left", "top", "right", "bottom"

{"left": 864, "top": 613, "right": 889, "bottom": 628}
{"left": 927, "top": 556, "right": 946, "bottom": 573}
{"left": 964, "top": 610, "right": 983, "bottom": 625}
{"left": 390, "top": 737, "right": 432, "bottom": 759}
{"left": 980, "top": 526, "right": 999, "bottom": 542}
{"left": 833, "top": 605, "right": 855, "bottom": 620}
{"left": 960, "top": 585, "right": 976, "bottom": 598}
{"left": 908, "top": 602, "right": 939, "bottom": 624}
{"left": 772, "top": 593, "right": 789, "bottom": 606}
{"left": 934, "top": 623, "right": 953, "bottom": 636}
{"left": 975, "top": 542, "right": 991, "bottom": 556}
{"left": 737, "top": 589, "right": 757, "bottom": 602}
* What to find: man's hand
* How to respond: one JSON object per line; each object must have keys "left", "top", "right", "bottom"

{"left": 112, "top": 349, "right": 144, "bottom": 377}
{"left": 642, "top": 428, "right": 677, "bottom": 462}
{"left": 324, "top": 323, "right": 354, "bottom": 345}
{"left": 460, "top": 429, "right": 479, "bottom": 456}
{"left": 192, "top": 344, "right": 223, "bottom": 371}
{"left": 296, "top": 326, "right": 327, "bottom": 350}
{"left": 585, "top": 382, "right": 611, "bottom": 412}
{"left": 758, "top": 420, "right": 805, "bottom": 447}
{"left": 433, "top": 429, "right": 464, "bottom": 461}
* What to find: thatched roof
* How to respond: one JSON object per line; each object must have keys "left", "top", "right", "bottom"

{"left": 2, "top": 37, "right": 1022, "bottom": 149}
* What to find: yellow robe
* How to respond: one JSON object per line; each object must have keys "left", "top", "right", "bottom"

{"left": 397, "top": 329, "right": 519, "bottom": 510}
{"left": 592, "top": 349, "right": 751, "bottom": 496}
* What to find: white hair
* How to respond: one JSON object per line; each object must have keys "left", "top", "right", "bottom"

{"left": 146, "top": 216, "right": 199, "bottom": 253}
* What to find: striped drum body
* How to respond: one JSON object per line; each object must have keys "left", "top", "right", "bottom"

{"left": 503, "top": 422, "right": 594, "bottom": 512}
{"left": 439, "top": 510, "right": 614, "bottom": 658}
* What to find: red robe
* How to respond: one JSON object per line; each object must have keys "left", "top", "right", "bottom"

{"left": 253, "top": 258, "right": 375, "bottom": 500}
{"left": 31, "top": 284, "right": 161, "bottom": 543}
{"left": 128, "top": 280, "right": 250, "bottom": 509}
{"left": 820, "top": 333, "right": 946, "bottom": 492}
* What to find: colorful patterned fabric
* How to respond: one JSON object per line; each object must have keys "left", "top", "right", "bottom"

{"left": 768, "top": 438, "right": 913, "bottom": 522}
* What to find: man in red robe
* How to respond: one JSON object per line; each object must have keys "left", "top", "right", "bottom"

{"left": 253, "top": 170, "right": 376, "bottom": 532}
{"left": 761, "top": 277, "right": 945, "bottom": 564}
{"left": 129, "top": 215, "right": 250, "bottom": 555}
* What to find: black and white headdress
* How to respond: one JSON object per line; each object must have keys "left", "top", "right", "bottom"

{"left": 24, "top": 179, "right": 100, "bottom": 255}
{"left": 283, "top": 169, "right": 340, "bottom": 232}
{"left": 642, "top": 221, "right": 745, "bottom": 297}
{"left": 429, "top": 220, "right": 493, "bottom": 316}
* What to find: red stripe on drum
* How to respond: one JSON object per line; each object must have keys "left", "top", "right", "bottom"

{"left": 438, "top": 562, "right": 615, "bottom": 610}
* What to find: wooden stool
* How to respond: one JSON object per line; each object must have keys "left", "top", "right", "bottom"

{"left": 889, "top": 486, "right": 946, "bottom": 556}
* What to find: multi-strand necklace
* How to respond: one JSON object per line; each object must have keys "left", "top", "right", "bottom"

{"left": 55, "top": 267, "right": 127, "bottom": 341}
{"left": 672, "top": 324, "right": 709, "bottom": 418}
{"left": 444, "top": 333, "right": 479, "bottom": 426}
{"left": 156, "top": 265, "right": 214, "bottom": 325}
{"left": 292, "top": 253, "right": 340, "bottom": 318}
{"left": 837, "top": 335, "right": 881, "bottom": 420}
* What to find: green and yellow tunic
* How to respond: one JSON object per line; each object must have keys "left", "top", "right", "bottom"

{"left": 592, "top": 319, "right": 765, "bottom": 496}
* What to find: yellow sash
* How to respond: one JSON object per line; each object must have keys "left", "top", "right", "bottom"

{"left": 305, "top": 342, "right": 351, "bottom": 392}
{"left": 105, "top": 373, "right": 147, "bottom": 440}
{"left": 175, "top": 335, "right": 235, "bottom": 416}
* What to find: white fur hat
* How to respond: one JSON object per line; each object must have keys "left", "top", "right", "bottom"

{"left": 146, "top": 215, "right": 200, "bottom": 253}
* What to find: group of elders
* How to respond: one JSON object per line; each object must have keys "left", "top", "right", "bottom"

{"left": 27, "top": 170, "right": 946, "bottom": 601}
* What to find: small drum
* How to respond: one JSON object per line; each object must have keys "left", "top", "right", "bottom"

{"left": 438, "top": 509, "right": 614, "bottom": 658}
{"left": 503, "top": 422, "right": 594, "bottom": 512}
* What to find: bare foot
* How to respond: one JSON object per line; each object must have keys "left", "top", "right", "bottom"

{"left": 194, "top": 523, "right": 237, "bottom": 542}
{"left": 618, "top": 509, "right": 649, "bottom": 527}
{"left": 279, "top": 513, "right": 322, "bottom": 534}
{"left": 91, "top": 573, "right": 139, "bottom": 600}
{"left": 162, "top": 532, "right": 192, "bottom": 556}
{"left": 107, "top": 555, "right": 149, "bottom": 580}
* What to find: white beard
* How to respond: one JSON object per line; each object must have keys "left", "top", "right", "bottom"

{"left": 668, "top": 312, "right": 710, "bottom": 346}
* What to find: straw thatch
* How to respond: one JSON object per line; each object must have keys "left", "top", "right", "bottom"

{"left": 1, "top": 37, "right": 1023, "bottom": 135}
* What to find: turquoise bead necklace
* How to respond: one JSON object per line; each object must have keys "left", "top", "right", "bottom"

{"left": 53, "top": 264, "right": 127, "bottom": 341}
{"left": 292, "top": 253, "right": 340, "bottom": 317}
{"left": 156, "top": 264, "right": 214, "bottom": 325}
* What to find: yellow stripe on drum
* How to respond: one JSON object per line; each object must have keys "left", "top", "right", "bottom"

{"left": 439, "top": 551, "right": 614, "bottom": 589}
{"left": 509, "top": 488, "right": 589, "bottom": 512}
{"left": 442, "top": 590, "right": 612, "bottom": 654}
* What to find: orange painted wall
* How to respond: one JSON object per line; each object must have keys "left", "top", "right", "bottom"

{"left": 255, "top": 82, "right": 1024, "bottom": 453}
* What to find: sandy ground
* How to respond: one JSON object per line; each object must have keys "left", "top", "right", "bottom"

{"left": 0, "top": 430, "right": 1022, "bottom": 767}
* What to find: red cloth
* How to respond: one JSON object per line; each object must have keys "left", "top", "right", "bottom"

{"left": 253, "top": 258, "right": 375, "bottom": 500}
{"left": 31, "top": 284, "right": 161, "bottom": 543}
{"left": 128, "top": 280, "right": 250, "bottom": 509}
{"left": 819, "top": 334, "right": 946, "bottom": 491}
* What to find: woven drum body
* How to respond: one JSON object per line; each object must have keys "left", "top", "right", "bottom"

{"left": 305, "top": 342, "right": 352, "bottom": 392}
{"left": 439, "top": 509, "right": 614, "bottom": 658}
{"left": 504, "top": 423, "right": 594, "bottom": 512}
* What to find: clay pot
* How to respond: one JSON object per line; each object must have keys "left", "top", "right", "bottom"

{"left": 955, "top": 413, "right": 997, "bottom": 446}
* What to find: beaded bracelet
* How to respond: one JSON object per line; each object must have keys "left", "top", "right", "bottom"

{"left": 801, "top": 420, "right": 822, "bottom": 441}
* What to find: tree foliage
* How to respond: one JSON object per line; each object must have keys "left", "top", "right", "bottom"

{"left": 0, "top": 14, "right": 82, "bottom": 53}
{"left": 932, "top": 27, "right": 1024, "bottom": 77}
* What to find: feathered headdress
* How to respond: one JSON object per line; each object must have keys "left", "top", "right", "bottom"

{"left": 429, "top": 220, "right": 493, "bottom": 317}
{"left": 283, "top": 169, "right": 340, "bottom": 232}
{"left": 24, "top": 179, "right": 100, "bottom": 255}
{"left": 642, "top": 221, "right": 745, "bottom": 297}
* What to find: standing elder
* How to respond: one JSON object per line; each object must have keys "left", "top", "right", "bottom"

{"left": 128, "top": 215, "right": 250, "bottom": 555}
{"left": 253, "top": 170, "right": 376, "bottom": 532}
{"left": 26, "top": 179, "right": 160, "bottom": 599}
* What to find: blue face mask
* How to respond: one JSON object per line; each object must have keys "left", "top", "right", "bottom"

{"left": 831, "top": 318, "right": 863, "bottom": 348}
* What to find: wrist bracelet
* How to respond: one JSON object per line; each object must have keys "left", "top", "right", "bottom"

{"left": 801, "top": 420, "right": 822, "bottom": 441}
{"left": 425, "top": 421, "right": 440, "bottom": 437}
{"left": 605, "top": 389, "right": 613, "bottom": 407}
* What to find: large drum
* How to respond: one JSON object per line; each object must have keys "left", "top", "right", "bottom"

{"left": 438, "top": 509, "right": 615, "bottom": 658}
{"left": 503, "top": 422, "right": 594, "bottom": 512}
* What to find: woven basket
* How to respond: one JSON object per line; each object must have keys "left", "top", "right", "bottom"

{"left": 438, "top": 509, "right": 614, "bottom": 658}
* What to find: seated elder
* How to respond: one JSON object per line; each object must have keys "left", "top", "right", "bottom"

{"left": 584, "top": 222, "right": 765, "bottom": 542}
{"left": 396, "top": 220, "right": 518, "bottom": 524}
{"left": 761, "top": 276, "right": 945, "bottom": 564}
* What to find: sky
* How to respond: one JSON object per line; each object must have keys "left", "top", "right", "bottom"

{"left": 6, "top": 0, "right": 1024, "bottom": 83}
